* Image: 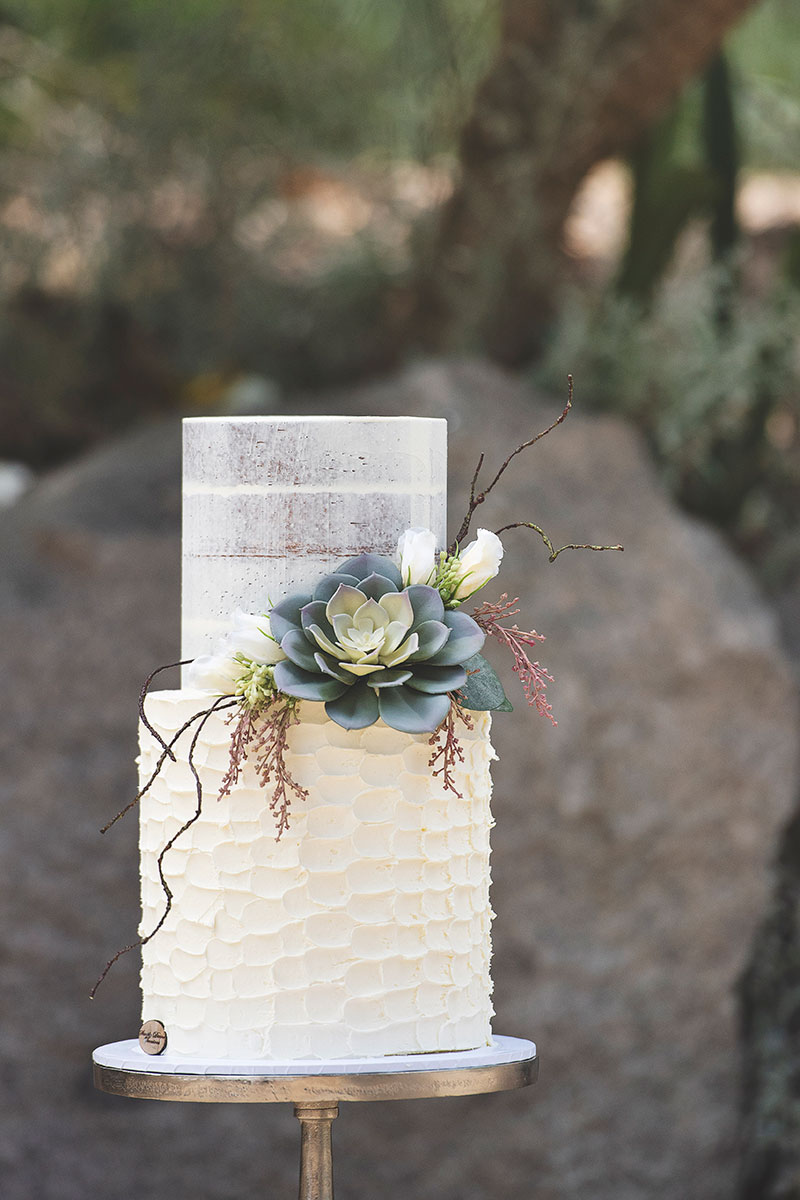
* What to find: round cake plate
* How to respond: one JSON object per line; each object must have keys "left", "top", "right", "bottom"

{"left": 93, "top": 1035, "right": 537, "bottom": 1198}
{"left": 92, "top": 1033, "right": 537, "bottom": 1102}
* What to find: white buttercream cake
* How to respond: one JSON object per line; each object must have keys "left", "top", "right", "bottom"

{"left": 138, "top": 416, "right": 496, "bottom": 1059}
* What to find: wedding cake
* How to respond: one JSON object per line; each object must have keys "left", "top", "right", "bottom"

{"left": 137, "top": 416, "right": 497, "bottom": 1060}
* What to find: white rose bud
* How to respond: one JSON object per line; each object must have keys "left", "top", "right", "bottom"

{"left": 184, "top": 653, "right": 243, "bottom": 695}
{"left": 452, "top": 529, "right": 504, "bottom": 601}
{"left": 222, "top": 610, "right": 286, "bottom": 665}
{"left": 185, "top": 611, "right": 285, "bottom": 694}
{"left": 396, "top": 527, "right": 438, "bottom": 586}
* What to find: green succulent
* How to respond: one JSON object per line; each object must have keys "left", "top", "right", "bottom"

{"left": 271, "top": 553, "right": 485, "bottom": 733}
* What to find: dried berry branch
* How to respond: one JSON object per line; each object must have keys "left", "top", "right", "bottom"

{"left": 217, "top": 696, "right": 308, "bottom": 839}
{"left": 449, "top": 376, "right": 573, "bottom": 553}
{"left": 138, "top": 659, "right": 193, "bottom": 761}
{"left": 493, "top": 520, "right": 624, "bottom": 563}
{"left": 91, "top": 694, "right": 232, "bottom": 997}
{"left": 473, "top": 595, "right": 556, "bottom": 725}
{"left": 250, "top": 696, "right": 308, "bottom": 839}
{"left": 217, "top": 704, "right": 259, "bottom": 803}
{"left": 428, "top": 697, "right": 474, "bottom": 798}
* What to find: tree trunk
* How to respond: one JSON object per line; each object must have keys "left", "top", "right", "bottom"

{"left": 413, "top": 0, "right": 758, "bottom": 364}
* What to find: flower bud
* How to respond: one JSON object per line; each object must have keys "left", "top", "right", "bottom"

{"left": 396, "top": 527, "right": 437, "bottom": 586}
{"left": 184, "top": 653, "right": 243, "bottom": 694}
{"left": 223, "top": 610, "right": 285, "bottom": 665}
{"left": 452, "top": 529, "right": 504, "bottom": 601}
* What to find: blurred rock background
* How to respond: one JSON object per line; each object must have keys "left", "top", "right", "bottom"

{"left": 3, "top": 2, "right": 800, "bottom": 1197}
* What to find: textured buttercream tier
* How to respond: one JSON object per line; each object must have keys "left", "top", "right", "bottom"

{"left": 139, "top": 690, "right": 495, "bottom": 1059}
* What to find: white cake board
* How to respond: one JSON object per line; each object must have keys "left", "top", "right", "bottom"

{"left": 93, "top": 1033, "right": 535, "bottom": 1077}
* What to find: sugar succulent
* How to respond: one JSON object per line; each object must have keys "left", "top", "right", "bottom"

{"left": 271, "top": 553, "right": 485, "bottom": 733}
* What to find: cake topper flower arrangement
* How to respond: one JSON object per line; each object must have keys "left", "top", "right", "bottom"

{"left": 92, "top": 382, "right": 621, "bottom": 995}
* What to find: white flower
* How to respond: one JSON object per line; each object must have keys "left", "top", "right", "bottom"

{"left": 185, "top": 611, "right": 285, "bottom": 694}
{"left": 452, "top": 529, "right": 504, "bottom": 601}
{"left": 222, "top": 610, "right": 285, "bottom": 665}
{"left": 184, "top": 653, "right": 243, "bottom": 694}
{"left": 396, "top": 527, "right": 437, "bottom": 586}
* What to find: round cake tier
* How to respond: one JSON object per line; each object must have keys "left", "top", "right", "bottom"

{"left": 139, "top": 692, "right": 496, "bottom": 1060}
{"left": 181, "top": 416, "right": 447, "bottom": 668}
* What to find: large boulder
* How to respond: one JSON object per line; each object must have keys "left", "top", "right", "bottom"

{"left": 2, "top": 359, "right": 796, "bottom": 1200}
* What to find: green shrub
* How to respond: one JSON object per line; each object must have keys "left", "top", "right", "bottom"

{"left": 536, "top": 266, "right": 800, "bottom": 583}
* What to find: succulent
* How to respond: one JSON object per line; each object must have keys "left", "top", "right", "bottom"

{"left": 271, "top": 553, "right": 485, "bottom": 733}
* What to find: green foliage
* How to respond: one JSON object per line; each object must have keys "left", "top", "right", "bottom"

{"left": 536, "top": 268, "right": 800, "bottom": 581}
{"left": 729, "top": 0, "right": 800, "bottom": 170}
{"left": 5, "top": 0, "right": 496, "bottom": 160}
{"left": 460, "top": 653, "right": 512, "bottom": 712}
{"left": 602, "top": 11, "right": 800, "bottom": 584}
{"left": 0, "top": 1, "right": 496, "bottom": 465}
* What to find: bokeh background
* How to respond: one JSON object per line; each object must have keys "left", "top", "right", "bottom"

{"left": 3, "top": 2, "right": 800, "bottom": 1197}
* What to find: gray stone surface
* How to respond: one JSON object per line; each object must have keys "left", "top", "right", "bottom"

{"left": 2, "top": 359, "right": 797, "bottom": 1200}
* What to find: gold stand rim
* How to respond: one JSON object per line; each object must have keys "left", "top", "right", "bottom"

{"left": 92, "top": 1045, "right": 538, "bottom": 1104}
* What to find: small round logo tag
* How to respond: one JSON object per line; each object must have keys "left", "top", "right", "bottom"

{"left": 138, "top": 1019, "right": 167, "bottom": 1056}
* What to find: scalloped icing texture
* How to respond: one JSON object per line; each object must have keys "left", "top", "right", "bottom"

{"left": 139, "top": 691, "right": 496, "bottom": 1059}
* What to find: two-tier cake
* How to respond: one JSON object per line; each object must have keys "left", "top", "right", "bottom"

{"left": 137, "top": 416, "right": 497, "bottom": 1060}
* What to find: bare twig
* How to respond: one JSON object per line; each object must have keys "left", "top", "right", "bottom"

{"left": 493, "top": 520, "right": 624, "bottom": 563}
{"left": 483, "top": 376, "right": 573, "bottom": 495}
{"left": 91, "top": 694, "right": 231, "bottom": 998}
{"left": 449, "top": 376, "right": 573, "bottom": 554}
{"left": 138, "top": 660, "right": 193, "bottom": 761}
{"left": 100, "top": 698, "right": 236, "bottom": 834}
{"left": 468, "top": 453, "right": 484, "bottom": 510}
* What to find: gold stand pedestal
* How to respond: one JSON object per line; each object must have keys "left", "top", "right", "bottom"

{"left": 93, "top": 1036, "right": 538, "bottom": 1199}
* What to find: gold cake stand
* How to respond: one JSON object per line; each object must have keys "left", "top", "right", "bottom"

{"left": 93, "top": 1035, "right": 538, "bottom": 1199}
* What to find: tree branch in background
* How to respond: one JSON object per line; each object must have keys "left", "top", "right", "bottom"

{"left": 413, "top": 0, "right": 759, "bottom": 364}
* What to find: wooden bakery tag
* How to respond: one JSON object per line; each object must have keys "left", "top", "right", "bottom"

{"left": 139, "top": 1019, "right": 167, "bottom": 1055}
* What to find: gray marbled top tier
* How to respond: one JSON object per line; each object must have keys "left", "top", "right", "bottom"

{"left": 181, "top": 416, "right": 447, "bottom": 671}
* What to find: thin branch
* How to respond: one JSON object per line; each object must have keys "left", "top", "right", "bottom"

{"left": 484, "top": 376, "right": 573, "bottom": 495}
{"left": 91, "top": 695, "right": 231, "bottom": 998}
{"left": 100, "top": 698, "right": 236, "bottom": 834}
{"left": 138, "top": 660, "right": 193, "bottom": 761}
{"left": 468, "top": 452, "right": 484, "bottom": 509}
{"left": 494, "top": 520, "right": 624, "bottom": 563}
{"left": 449, "top": 377, "right": 573, "bottom": 553}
